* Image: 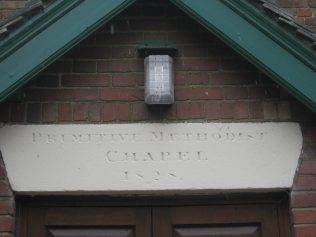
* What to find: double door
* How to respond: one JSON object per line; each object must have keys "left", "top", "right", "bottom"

{"left": 19, "top": 200, "right": 289, "bottom": 237}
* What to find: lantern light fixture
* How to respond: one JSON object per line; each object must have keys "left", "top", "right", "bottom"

{"left": 137, "top": 42, "right": 177, "bottom": 105}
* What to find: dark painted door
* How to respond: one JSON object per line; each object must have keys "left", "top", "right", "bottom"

{"left": 19, "top": 202, "right": 289, "bottom": 237}
{"left": 22, "top": 207, "right": 151, "bottom": 237}
{"left": 153, "top": 205, "right": 281, "bottom": 237}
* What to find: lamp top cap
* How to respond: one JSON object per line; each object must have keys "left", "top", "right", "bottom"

{"left": 137, "top": 41, "right": 178, "bottom": 57}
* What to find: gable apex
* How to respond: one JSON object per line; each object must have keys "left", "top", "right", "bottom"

{"left": 0, "top": 0, "right": 316, "bottom": 113}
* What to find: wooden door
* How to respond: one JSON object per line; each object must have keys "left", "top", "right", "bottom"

{"left": 19, "top": 200, "right": 289, "bottom": 237}
{"left": 153, "top": 204, "right": 283, "bottom": 237}
{"left": 20, "top": 206, "right": 151, "bottom": 237}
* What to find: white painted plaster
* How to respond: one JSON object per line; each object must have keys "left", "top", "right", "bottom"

{"left": 0, "top": 123, "right": 302, "bottom": 193}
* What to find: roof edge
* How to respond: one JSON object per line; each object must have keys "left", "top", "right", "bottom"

{"left": 0, "top": 0, "right": 136, "bottom": 103}
{"left": 170, "top": 0, "right": 316, "bottom": 113}
{"left": 0, "top": 0, "right": 83, "bottom": 62}
{"left": 222, "top": 0, "right": 316, "bottom": 73}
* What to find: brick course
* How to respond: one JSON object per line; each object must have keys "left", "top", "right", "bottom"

{"left": 0, "top": 155, "right": 14, "bottom": 237}
{"left": 272, "top": 0, "right": 316, "bottom": 31}
{"left": 0, "top": 0, "right": 316, "bottom": 236}
{"left": 0, "top": 0, "right": 55, "bottom": 20}
{"left": 0, "top": 1, "right": 26, "bottom": 20}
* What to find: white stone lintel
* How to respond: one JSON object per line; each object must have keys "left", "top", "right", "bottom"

{"left": 0, "top": 123, "right": 303, "bottom": 193}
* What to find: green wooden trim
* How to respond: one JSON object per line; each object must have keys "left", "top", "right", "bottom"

{"left": 170, "top": 0, "right": 316, "bottom": 112}
{"left": 0, "top": 0, "right": 135, "bottom": 102}
{"left": 221, "top": 0, "right": 316, "bottom": 73}
{"left": 0, "top": 0, "right": 83, "bottom": 62}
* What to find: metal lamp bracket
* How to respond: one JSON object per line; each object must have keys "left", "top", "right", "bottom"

{"left": 137, "top": 41, "right": 178, "bottom": 57}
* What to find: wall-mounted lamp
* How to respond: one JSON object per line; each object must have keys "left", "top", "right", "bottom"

{"left": 137, "top": 42, "right": 177, "bottom": 105}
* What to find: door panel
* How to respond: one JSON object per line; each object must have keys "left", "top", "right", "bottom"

{"left": 174, "top": 226, "right": 260, "bottom": 237}
{"left": 21, "top": 207, "right": 151, "bottom": 237}
{"left": 47, "top": 228, "right": 134, "bottom": 237}
{"left": 153, "top": 205, "right": 279, "bottom": 237}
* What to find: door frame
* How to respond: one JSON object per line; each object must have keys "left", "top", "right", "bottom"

{"left": 16, "top": 191, "right": 291, "bottom": 237}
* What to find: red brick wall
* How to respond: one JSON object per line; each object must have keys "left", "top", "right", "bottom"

{"left": 0, "top": 1, "right": 26, "bottom": 20}
{"left": 272, "top": 0, "right": 316, "bottom": 31}
{"left": 0, "top": 154, "right": 14, "bottom": 237}
{"left": 0, "top": 0, "right": 316, "bottom": 237}
{"left": 292, "top": 125, "right": 316, "bottom": 236}
{"left": 0, "top": 0, "right": 55, "bottom": 20}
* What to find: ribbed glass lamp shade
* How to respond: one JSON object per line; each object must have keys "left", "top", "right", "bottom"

{"left": 144, "top": 55, "right": 174, "bottom": 104}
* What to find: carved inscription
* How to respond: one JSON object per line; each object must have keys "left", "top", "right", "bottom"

{"left": 30, "top": 125, "right": 266, "bottom": 184}
{"left": 106, "top": 151, "right": 207, "bottom": 162}
{"left": 120, "top": 170, "right": 179, "bottom": 184}
{"left": 32, "top": 127, "right": 265, "bottom": 144}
